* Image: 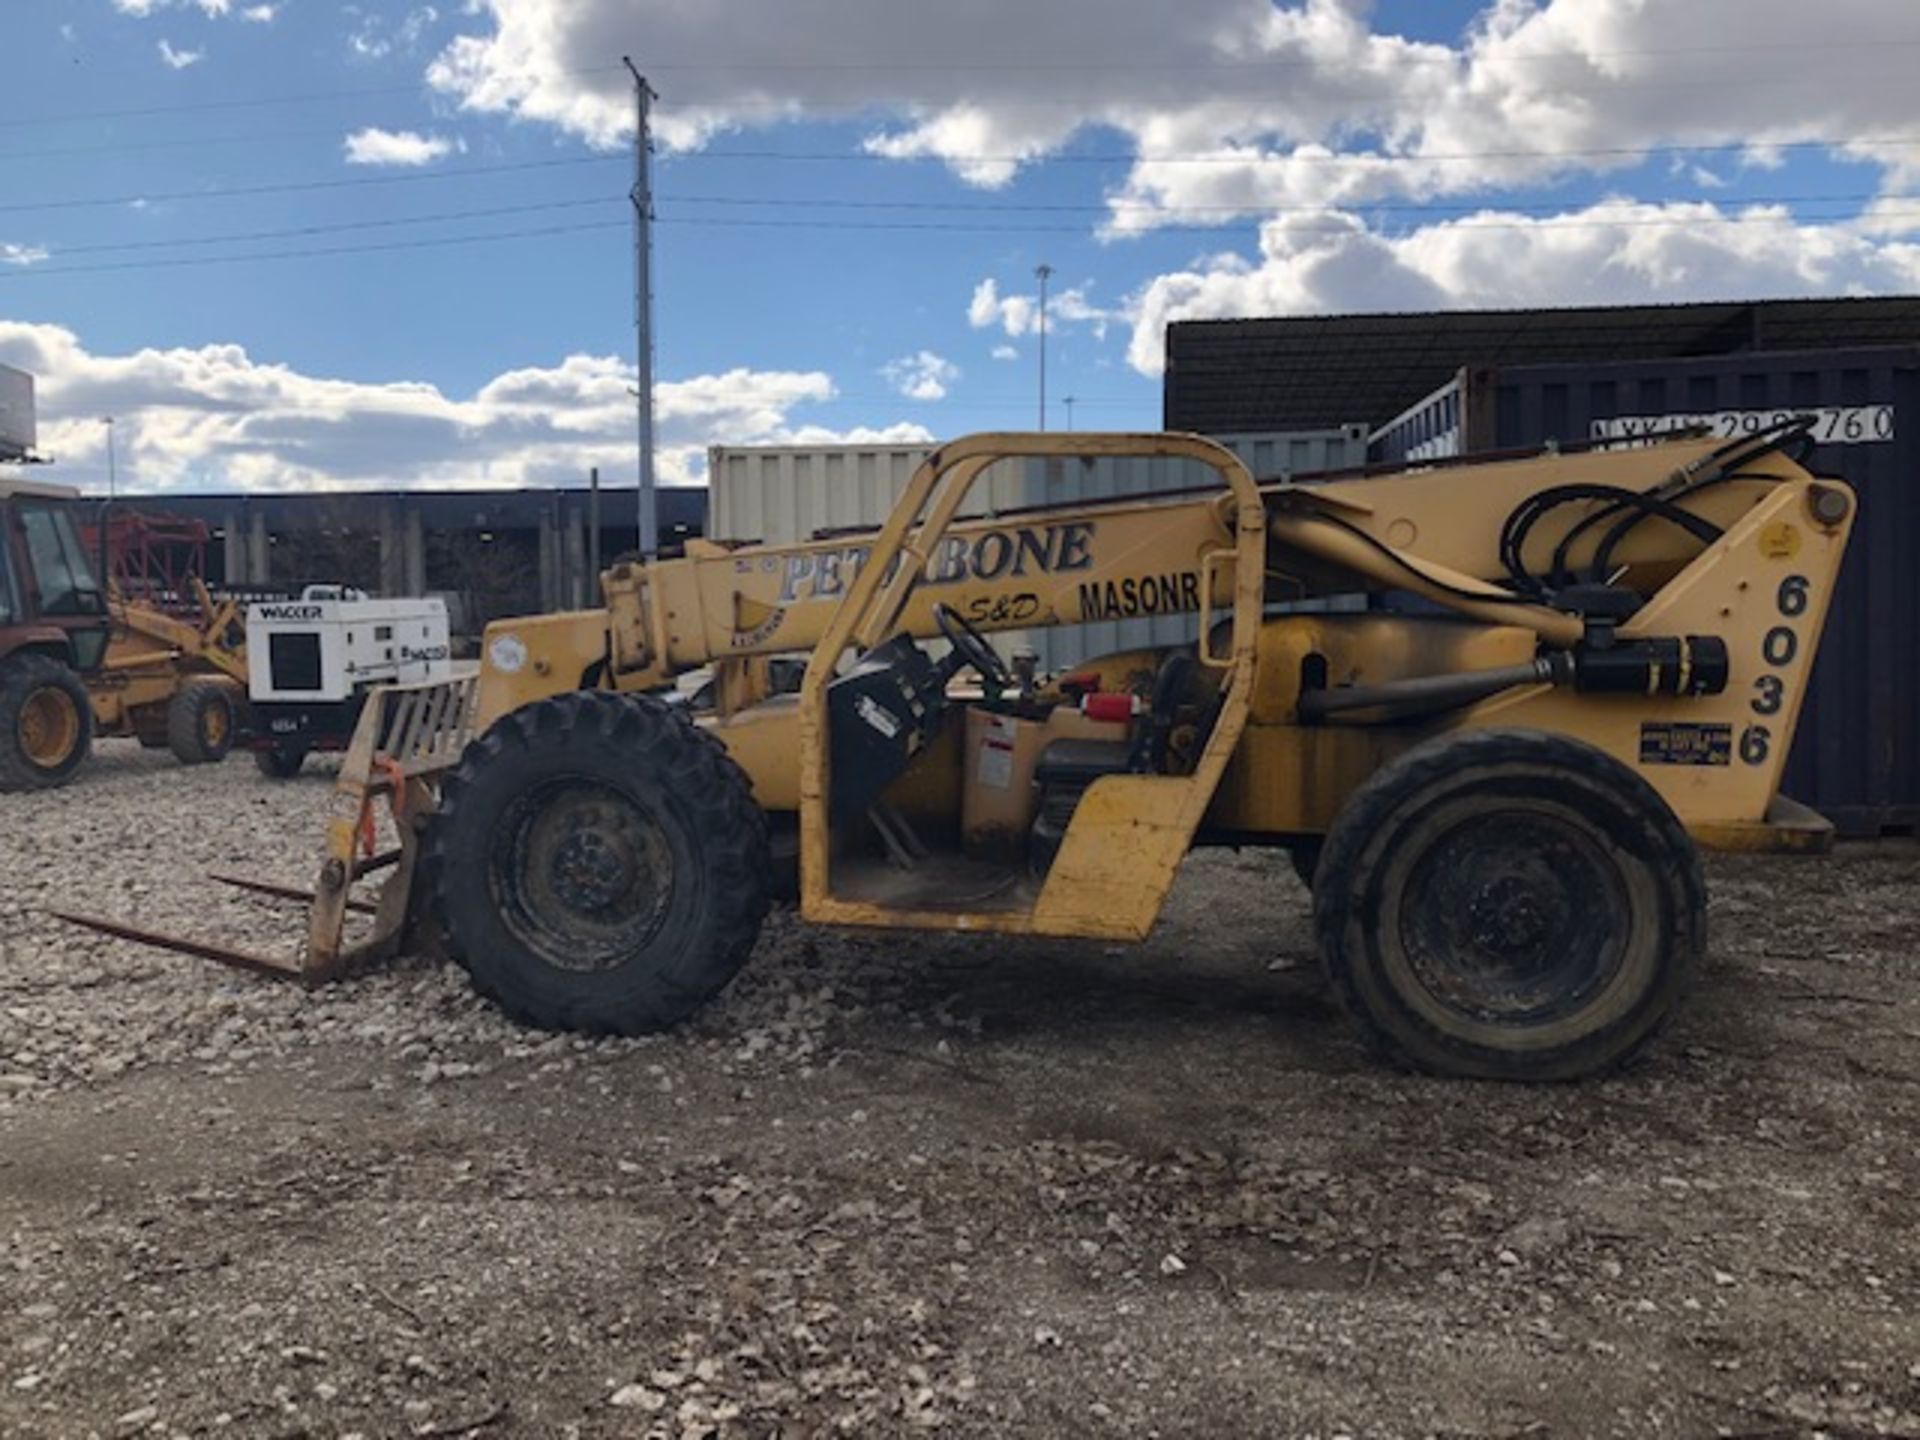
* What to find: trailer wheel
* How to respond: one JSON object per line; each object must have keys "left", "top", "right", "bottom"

{"left": 254, "top": 744, "right": 307, "bottom": 779}
{"left": 424, "top": 690, "right": 770, "bottom": 1036}
{"left": 167, "top": 680, "right": 238, "bottom": 764}
{"left": 0, "top": 653, "right": 93, "bottom": 792}
{"left": 1313, "top": 728, "right": 1704, "bottom": 1081}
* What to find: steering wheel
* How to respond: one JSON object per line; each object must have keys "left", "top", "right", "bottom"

{"left": 932, "top": 602, "right": 1015, "bottom": 694}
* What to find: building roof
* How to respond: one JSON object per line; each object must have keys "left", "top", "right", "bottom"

{"left": 65, "top": 485, "right": 709, "bottom": 534}
{"left": 0, "top": 476, "right": 81, "bottom": 501}
{"left": 1163, "top": 295, "right": 1920, "bottom": 435}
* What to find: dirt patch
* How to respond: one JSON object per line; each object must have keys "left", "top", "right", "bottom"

{"left": 2, "top": 743, "right": 1917, "bottom": 1437}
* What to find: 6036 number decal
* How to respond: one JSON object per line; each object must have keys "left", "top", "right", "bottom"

{"left": 1741, "top": 573, "right": 1810, "bottom": 766}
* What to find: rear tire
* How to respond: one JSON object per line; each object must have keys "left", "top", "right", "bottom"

{"left": 1313, "top": 728, "right": 1704, "bottom": 1081}
{"left": 423, "top": 690, "right": 770, "bottom": 1035}
{"left": 167, "top": 679, "right": 238, "bottom": 764}
{"left": 0, "top": 653, "right": 93, "bottom": 792}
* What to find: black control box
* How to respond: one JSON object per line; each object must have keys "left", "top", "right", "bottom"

{"left": 826, "top": 636, "right": 948, "bottom": 820}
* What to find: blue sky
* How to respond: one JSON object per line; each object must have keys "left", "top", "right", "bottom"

{"left": 1, "top": 0, "right": 1915, "bottom": 493}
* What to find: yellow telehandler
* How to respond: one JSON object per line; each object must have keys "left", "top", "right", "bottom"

{"left": 60, "top": 424, "right": 1855, "bottom": 1079}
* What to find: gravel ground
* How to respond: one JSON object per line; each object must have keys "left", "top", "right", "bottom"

{"left": 2, "top": 739, "right": 1917, "bottom": 1439}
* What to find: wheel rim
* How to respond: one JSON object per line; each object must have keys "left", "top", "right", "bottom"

{"left": 491, "top": 778, "right": 676, "bottom": 972}
{"left": 1392, "top": 805, "right": 1631, "bottom": 1029}
{"left": 203, "top": 697, "right": 230, "bottom": 748}
{"left": 19, "top": 686, "right": 80, "bottom": 768}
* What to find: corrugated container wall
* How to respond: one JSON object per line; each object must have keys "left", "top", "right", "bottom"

{"left": 706, "top": 430, "right": 1368, "bottom": 672}
{"left": 1473, "top": 346, "right": 1919, "bottom": 835}
{"left": 707, "top": 444, "right": 1024, "bottom": 546}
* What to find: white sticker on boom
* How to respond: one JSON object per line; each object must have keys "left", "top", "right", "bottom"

{"left": 978, "top": 714, "right": 1018, "bottom": 790}
{"left": 488, "top": 632, "right": 528, "bottom": 674}
{"left": 855, "top": 694, "right": 901, "bottom": 739}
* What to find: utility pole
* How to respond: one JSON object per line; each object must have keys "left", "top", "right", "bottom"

{"left": 1034, "top": 263, "right": 1053, "bottom": 432}
{"left": 1062, "top": 395, "right": 1077, "bottom": 431}
{"left": 102, "top": 416, "right": 116, "bottom": 499}
{"left": 623, "top": 57, "right": 659, "bottom": 557}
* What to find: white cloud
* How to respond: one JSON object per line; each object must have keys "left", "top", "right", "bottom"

{"left": 418, "top": 0, "right": 1920, "bottom": 357}
{"left": 1126, "top": 201, "right": 1920, "bottom": 374}
{"left": 117, "top": 0, "right": 254, "bottom": 16}
{"left": 156, "top": 38, "right": 204, "bottom": 68}
{"left": 991, "top": 345, "right": 1019, "bottom": 362}
{"left": 349, "top": 5, "right": 439, "bottom": 59}
{"left": 968, "top": 277, "right": 1112, "bottom": 339}
{"left": 968, "top": 279, "right": 1034, "bottom": 337}
{"left": 241, "top": 4, "right": 277, "bottom": 21}
{"left": 1, "top": 245, "right": 50, "bottom": 268}
{"left": 882, "top": 351, "right": 960, "bottom": 402}
{"left": 780, "top": 422, "right": 936, "bottom": 448}
{"left": 423, "top": 0, "right": 1916, "bottom": 210}
{"left": 0, "top": 322, "right": 924, "bottom": 493}
{"left": 343, "top": 127, "right": 461, "bottom": 167}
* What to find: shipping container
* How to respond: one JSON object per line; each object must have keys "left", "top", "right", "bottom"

{"left": 1413, "top": 346, "right": 1919, "bottom": 835}
{"left": 708, "top": 430, "right": 1370, "bottom": 673}
{"left": 0, "top": 364, "right": 33, "bottom": 461}
{"left": 707, "top": 443, "right": 1028, "bottom": 546}
{"left": 1020, "top": 427, "right": 1370, "bottom": 669}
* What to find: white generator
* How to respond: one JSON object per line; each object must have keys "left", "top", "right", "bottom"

{"left": 244, "top": 586, "right": 452, "bottom": 775}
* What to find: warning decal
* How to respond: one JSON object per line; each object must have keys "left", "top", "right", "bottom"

{"left": 1639, "top": 722, "right": 1733, "bottom": 767}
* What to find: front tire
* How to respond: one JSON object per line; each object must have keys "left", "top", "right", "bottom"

{"left": 1313, "top": 728, "right": 1704, "bottom": 1081}
{"left": 0, "top": 653, "right": 94, "bottom": 792}
{"left": 423, "top": 691, "right": 770, "bottom": 1035}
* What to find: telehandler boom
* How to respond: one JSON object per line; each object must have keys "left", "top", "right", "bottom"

{"left": 61, "top": 425, "right": 1854, "bottom": 1080}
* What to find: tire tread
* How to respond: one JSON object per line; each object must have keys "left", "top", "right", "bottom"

{"left": 1312, "top": 727, "right": 1706, "bottom": 1081}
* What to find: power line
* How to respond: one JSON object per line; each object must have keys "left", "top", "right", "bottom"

{"left": 0, "top": 219, "right": 625, "bottom": 278}
{"left": 0, "top": 155, "right": 624, "bottom": 215}
{"left": 6, "top": 126, "right": 1920, "bottom": 173}
{"left": 650, "top": 206, "right": 1920, "bottom": 236}
{"left": 682, "top": 134, "right": 1920, "bottom": 168}
{"left": 5, "top": 202, "right": 1913, "bottom": 281}
{"left": 10, "top": 196, "right": 619, "bottom": 257}
{"left": 3, "top": 130, "right": 1918, "bottom": 189}
{"left": 0, "top": 65, "right": 625, "bottom": 131}
{"left": 0, "top": 126, "right": 373, "bottom": 164}
{"left": 659, "top": 189, "right": 1913, "bottom": 219}
{"left": 3, "top": 180, "right": 1894, "bottom": 268}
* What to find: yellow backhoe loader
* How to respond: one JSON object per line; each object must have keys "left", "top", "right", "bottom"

{"left": 86, "top": 578, "right": 249, "bottom": 766}
{"left": 60, "top": 424, "right": 1855, "bottom": 1079}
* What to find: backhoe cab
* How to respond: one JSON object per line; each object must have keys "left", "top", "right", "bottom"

{"left": 0, "top": 479, "right": 109, "bottom": 790}
{"left": 59, "top": 426, "right": 1856, "bottom": 1081}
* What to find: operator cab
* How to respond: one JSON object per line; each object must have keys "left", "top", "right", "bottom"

{"left": 0, "top": 479, "right": 111, "bottom": 671}
{"left": 823, "top": 602, "right": 1221, "bottom": 907}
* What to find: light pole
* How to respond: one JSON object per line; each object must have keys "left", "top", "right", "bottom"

{"left": 1062, "top": 395, "right": 1077, "bottom": 431}
{"left": 1034, "top": 263, "right": 1053, "bottom": 432}
{"left": 103, "top": 416, "right": 116, "bottom": 499}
